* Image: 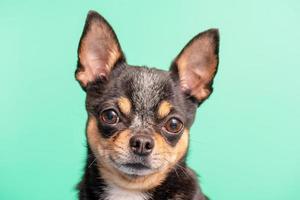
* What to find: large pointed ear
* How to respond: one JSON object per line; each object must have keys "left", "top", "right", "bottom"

{"left": 75, "top": 11, "right": 125, "bottom": 90}
{"left": 170, "top": 29, "right": 219, "bottom": 103}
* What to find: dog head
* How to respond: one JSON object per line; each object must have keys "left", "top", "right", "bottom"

{"left": 76, "top": 11, "right": 219, "bottom": 190}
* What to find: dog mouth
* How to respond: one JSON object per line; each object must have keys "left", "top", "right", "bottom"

{"left": 109, "top": 156, "right": 154, "bottom": 176}
{"left": 122, "top": 162, "right": 150, "bottom": 170}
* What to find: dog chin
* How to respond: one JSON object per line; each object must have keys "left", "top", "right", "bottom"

{"left": 109, "top": 157, "right": 155, "bottom": 176}
{"left": 117, "top": 165, "right": 154, "bottom": 176}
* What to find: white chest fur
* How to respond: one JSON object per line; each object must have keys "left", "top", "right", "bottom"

{"left": 104, "top": 183, "right": 149, "bottom": 200}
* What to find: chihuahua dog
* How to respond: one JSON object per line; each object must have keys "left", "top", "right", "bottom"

{"left": 75, "top": 10, "right": 219, "bottom": 200}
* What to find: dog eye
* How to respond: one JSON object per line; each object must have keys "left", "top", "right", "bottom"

{"left": 100, "top": 109, "right": 119, "bottom": 124}
{"left": 164, "top": 118, "right": 183, "bottom": 133}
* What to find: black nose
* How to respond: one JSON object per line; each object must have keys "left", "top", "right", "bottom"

{"left": 129, "top": 135, "right": 154, "bottom": 156}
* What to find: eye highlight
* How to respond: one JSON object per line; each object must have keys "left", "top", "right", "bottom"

{"left": 100, "top": 109, "right": 119, "bottom": 124}
{"left": 164, "top": 118, "right": 183, "bottom": 133}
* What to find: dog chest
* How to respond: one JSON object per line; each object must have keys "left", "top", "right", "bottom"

{"left": 104, "top": 183, "right": 149, "bottom": 200}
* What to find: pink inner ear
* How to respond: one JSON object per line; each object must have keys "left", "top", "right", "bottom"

{"left": 76, "top": 12, "right": 123, "bottom": 88}
{"left": 77, "top": 49, "right": 110, "bottom": 86}
{"left": 174, "top": 29, "right": 219, "bottom": 101}
{"left": 180, "top": 67, "right": 212, "bottom": 101}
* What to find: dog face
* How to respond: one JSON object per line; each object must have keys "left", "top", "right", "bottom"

{"left": 76, "top": 11, "right": 219, "bottom": 189}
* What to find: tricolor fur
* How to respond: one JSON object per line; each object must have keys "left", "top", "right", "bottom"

{"left": 75, "top": 10, "right": 219, "bottom": 200}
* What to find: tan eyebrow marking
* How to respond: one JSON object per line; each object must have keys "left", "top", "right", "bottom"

{"left": 157, "top": 100, "right": 172, "bottom": 118}
{"left": 117, "top": 97, "right": 132, "bottom": 115}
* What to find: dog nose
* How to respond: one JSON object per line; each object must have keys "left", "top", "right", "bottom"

{"left": 129, "top": 135, "right": 154, "bottom": 156}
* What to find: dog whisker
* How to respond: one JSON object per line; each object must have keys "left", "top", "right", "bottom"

{"left": 88, "top": 158, "right": 97, "bottom": 168}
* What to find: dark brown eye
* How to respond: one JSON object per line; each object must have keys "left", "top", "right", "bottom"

{"left": 164, "top": 118, "right": 183, "bottom": 133}
{"left": 100, "top": 109, "right": 119, "bottom": 124}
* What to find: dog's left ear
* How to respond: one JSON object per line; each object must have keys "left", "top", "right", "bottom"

{"left": 170, "top": 29, "right": 219, "bottom": 103}
{"left": 75, "top": 11, "right": 125, "bottom": 90}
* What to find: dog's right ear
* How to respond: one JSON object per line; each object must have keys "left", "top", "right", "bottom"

{"left": 75, "top": 11, "right": 125, "bottom": 90}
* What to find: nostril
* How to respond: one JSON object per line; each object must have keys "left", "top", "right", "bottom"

{"left": 134, "top": 140, "right": 141, "bottom": 148}
{"left": 145, "top": 141, "right": 153, "bottom": 150}
{"left": 130, "top": 138, "right": 140, "bottom": 149}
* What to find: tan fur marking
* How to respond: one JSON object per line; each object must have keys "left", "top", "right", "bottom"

{"left": 86, "top": 116, "right": 170, "bottom": 191}
{"left": 100, "top": 164, "right": 168, "bottom": 191}
{"left": 153, "top": 129, "right": 189, "bottom": 168}
{"left": 157, "top": 101, "right": 172, "bottom": 118}
{"left": 87, "top": 116, "right": 189, "bottom": 191}
{"left": 86, "top": 116, "right": 103, "bottom": 155}
{"left": 118, "top": 97, "right": 132, "bottom": 115}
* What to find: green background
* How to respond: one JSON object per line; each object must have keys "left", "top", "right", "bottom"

{"left": 1, "top": 0, "right": 299, "bottom": 199}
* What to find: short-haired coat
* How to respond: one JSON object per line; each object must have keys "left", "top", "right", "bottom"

{"left": 75, "top": 10, "right": 219, "bottom": 200}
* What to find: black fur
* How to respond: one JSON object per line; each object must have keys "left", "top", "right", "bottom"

{"left": 85, "top": 62, "right": 198, "bottom": 146}
{"left": 75, "top": 10, "right": 219, "bottom": 200}
{"left": 77, "top": 62, "right": 208, "bottom": 200}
